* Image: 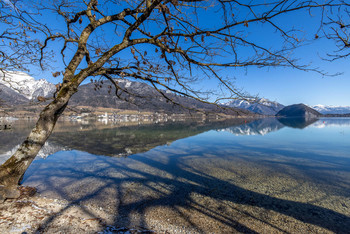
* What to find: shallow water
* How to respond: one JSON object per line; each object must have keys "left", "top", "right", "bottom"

{"left": 2, "top": 117, "right": 350, "bottom": 232}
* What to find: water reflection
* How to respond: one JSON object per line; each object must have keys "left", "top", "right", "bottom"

{"left": 312, "top": 118, "right": 350, "bottom": 128}
{"left": 47, "top": 119, "right": 249, "bottom": 157}
{"left": 220, "top": 118, "right": 284, "bottom": 135}
{"left": 2, "top": 117, "right": 350, "bottom": 163}
{"left": 1, "top": 118, "right": 250, "bottom": 162}
{"left": 16, "top": 117, "right": 350, "bottom": 233}
{"left": 276, "top": 117, "right": 319, "bottom": 129}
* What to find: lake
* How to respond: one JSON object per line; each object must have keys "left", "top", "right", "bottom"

{"left": 1, "top": 117, "right": 350, "bottom": 232}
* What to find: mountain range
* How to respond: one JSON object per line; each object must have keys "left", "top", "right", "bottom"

{"left": 70, "top": 79, "right": 224, "bottom": 114}
{"left": 0, "top": 71, "right": 250, "bottom": 116}
{"left": 0, "top": 83, "right": 29, "bottom": 105}
{"left": 0, "top": 71, "right": 55, "bottom": 100}
{"left": 311, "top": 104, "right": 350, "bottom": 115}
{"left": 1, "top": 71, "right": 350, "bottom": 115}
{"left": 224, "top": 99, "right": 350, "bottom": 115}
{"left": 223, "top": 98, "right": 284, "bottom": 115}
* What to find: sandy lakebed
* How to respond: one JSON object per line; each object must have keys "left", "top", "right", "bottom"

{"left": 1, "top": 150, "right": 349, "bottom": 234}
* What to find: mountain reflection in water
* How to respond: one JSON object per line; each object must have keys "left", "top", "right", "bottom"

{"left": 276, "top": 117, "right": 319, "bottom": 129}
{"left": 48, "top": 119, "right": 249, "bottom": 157}
{"left": 1, "top": 118, "right": 250, "bottom": 161}
{"left": 1, "top": 117, "right": 350, "bottom": 232}
{"left": 14, "top": 117, "right": 350, "bottom": 233}
{"left": 1, "top": 117, "right": 350, "bottom": 162}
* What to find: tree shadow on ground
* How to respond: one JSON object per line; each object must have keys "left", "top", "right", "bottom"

{"left": 22, "top": 145, "right": 350, "bottom": 233}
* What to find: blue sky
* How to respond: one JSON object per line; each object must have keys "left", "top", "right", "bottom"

{"left": 234, "top": 62, "right": 350, "bottom": 106}
{"left": 32, "top": 43, "right": 349, "bottom": 107}
{"left": 22, "top": 1, "right": 350, "bottom": 107}
{"left": 231, "top": 44, "right": 350, "bottom": 106}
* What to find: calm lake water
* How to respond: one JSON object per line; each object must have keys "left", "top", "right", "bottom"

{"left": 1, "top": 117, "right": 350, "bottom": 232}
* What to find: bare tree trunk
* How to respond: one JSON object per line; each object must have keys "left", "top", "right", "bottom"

{"left": 0, "top": 83, "right": 77, "bottom": 201}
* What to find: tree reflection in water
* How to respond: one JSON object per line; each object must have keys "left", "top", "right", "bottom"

{"left": 13, "top": 117, "right": 350, "bottom": 233}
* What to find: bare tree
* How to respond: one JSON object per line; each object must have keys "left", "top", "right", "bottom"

{"left": 0, "top": 0, "right": 348, "bottom": 200}
{"left": 322, "top": 2, "right": 350, "bottom": 60}
{"left": 0, "top": 0, "right": 50, "bottom": 106}
{"left": 0, "top": 0, "right": 48, "bottom": 73}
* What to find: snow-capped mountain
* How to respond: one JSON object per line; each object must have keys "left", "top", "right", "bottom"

{"left": 311, "top": 105, "right": 350, "bottom": 115}
{"left": 0, "top": 71, "right": 55, "bottom": 100}
{"left": 224, "top": 98, "right": 285, "bottom": 115}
